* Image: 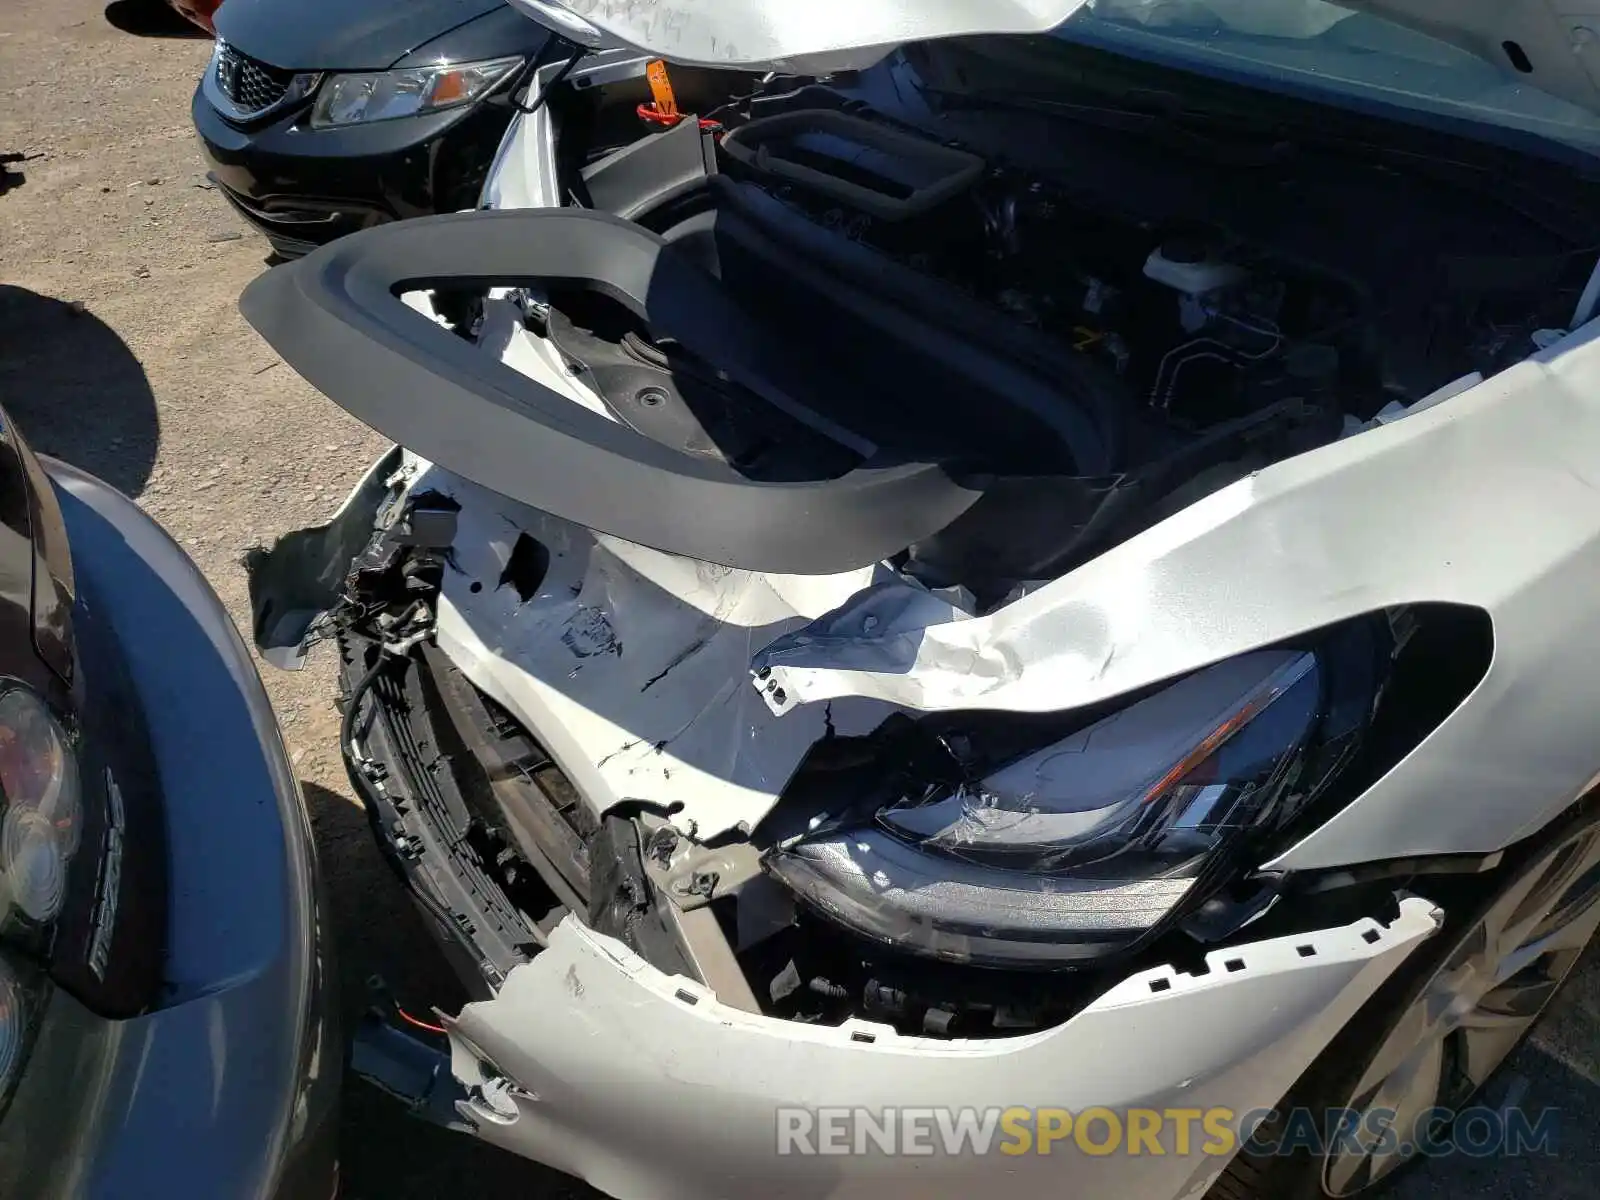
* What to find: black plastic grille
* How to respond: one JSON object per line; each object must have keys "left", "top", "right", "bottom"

{"left": 215, "top": 41, "right": 296, "bottom": 116}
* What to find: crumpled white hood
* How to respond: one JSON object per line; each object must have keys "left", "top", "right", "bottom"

{"left": 505, "top": 0, "right": 1093, "bottom": 71}
{"left": 506, "top": 0, "right": 1600, "bottom": 117}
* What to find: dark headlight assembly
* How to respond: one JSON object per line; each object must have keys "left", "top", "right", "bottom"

{"left": 765, "top": 617, "right": 1391, "bottom": 969}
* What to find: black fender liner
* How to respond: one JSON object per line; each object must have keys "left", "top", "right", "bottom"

{"left": 240, "top": 208, "right": 987, "bottom": 575}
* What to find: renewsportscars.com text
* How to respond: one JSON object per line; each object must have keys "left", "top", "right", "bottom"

{"left": 775, "top": 1105, "right": 1558, "bottom": 1159}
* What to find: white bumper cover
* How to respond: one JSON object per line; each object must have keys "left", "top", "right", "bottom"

{"left": 445, "top": 898, "right": 1440, "bottom": 1200}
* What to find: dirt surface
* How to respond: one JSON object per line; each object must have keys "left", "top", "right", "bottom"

{"left": 0, "top": 1, "right": 588, "bottom": 1195}
{"left": 2, "top": 3, "right": 1599, "bottom": 1198}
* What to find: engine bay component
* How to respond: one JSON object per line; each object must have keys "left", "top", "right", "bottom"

{"left": 242, "top": 210, "right": 991, "bottom": 575}
{"left": 719, "top": 109, "right": 985, "bottom": 219}
{"left": 1143, "top": 238, "right": 1247, "bottom": 299}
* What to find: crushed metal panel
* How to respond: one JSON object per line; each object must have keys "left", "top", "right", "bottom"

{"left": 505, "top": 0, "right": 1096, "bottom": 72}
{"left": 752, "top": 325, "right": 1600, "bottom": 868}
{"left": 445, "top": 898, "right": 1440, "bottom": 1200}
{"left": 244, "top": 445, "right": 404, "bottom": 669}
{"left": 429, "top": 466, "right": 896, "bottom": 837}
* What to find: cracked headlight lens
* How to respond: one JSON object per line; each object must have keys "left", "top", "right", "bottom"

{"left": 766, "top": 643, "right": 1369, "bottom": 967}
{"left": 311, "top": 57, "right": 524, "bottom": 128}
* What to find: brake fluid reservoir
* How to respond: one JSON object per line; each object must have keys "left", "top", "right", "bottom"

{"left": 1144, "top": 239, "right": 1248, "bottom": 332}
{"left": 1143, "top": 239, "right": 1246, "bottom": 294}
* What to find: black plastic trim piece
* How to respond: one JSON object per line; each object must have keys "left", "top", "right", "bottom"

{"left": 720, "top": 109, "right": 984, "bottom": 220}
{"left": 240, "top": 208, "right": 985, "bottom": 575}
{"left": 589, "top": 814, "right": 699, "bottom": 983}
{"left": 580, "top": 117, "right": 719, "bottom": 222}
{"left": 707, "top": 179, "right": 1121, "bottom": 472}
{"left": 338, "top": 636, "right": 535, "bottom": 995}
{"left": 420, "top": 642, "right": 590, "bottom": 914}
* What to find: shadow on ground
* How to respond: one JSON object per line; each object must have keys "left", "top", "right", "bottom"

{"left": 103, "top": 0, "right": 210, "bottom": 38}
{"left": 0, "top": 155, "right": 28, "bottom": 196}
{"left": 0, "top": 285, "right": 160, "bottom": 496}
{"left": 300, "top": 781, "right": 599, "bottom": 1200}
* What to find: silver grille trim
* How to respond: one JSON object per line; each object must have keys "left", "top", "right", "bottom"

{"left": 204, "top": 40, "right": 320, "bottom": 123}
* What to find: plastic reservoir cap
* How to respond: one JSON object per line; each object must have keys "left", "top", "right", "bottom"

{"left": 1144, "top": 243, "right": 1246, "bottom": 296}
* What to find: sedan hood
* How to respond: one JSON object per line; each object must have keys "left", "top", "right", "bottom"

{"left": 215, "top": 0, "right": 503, "bottom": 70}
{"left": 505, "top": 0, "right": 1600, "bottom": 116}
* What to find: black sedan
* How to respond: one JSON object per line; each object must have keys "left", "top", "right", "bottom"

{"left": 0, "top": 405, "right": 338, "bottom": 1196}
{"left": 193, "top": 0, "right": 557, "bottom": 258}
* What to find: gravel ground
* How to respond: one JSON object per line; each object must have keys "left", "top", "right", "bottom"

{"left": 0, "top": 1, "right": 583, "bottom": 1195}
{"left": 1, "top": 3, "right": 1598, "bottom": 1197}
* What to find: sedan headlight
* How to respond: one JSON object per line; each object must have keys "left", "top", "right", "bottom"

{"left": 767, "top": 626, "right": 1384, "bottom": 967}
{"left": 310, "top": 57, "right": 524, "bottom": 128}
{"left": 0, "top": 684, "right": 82, "bottom": 928}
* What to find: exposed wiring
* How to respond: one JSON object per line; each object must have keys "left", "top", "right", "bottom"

{"left": 341, "top": 629, "right": 430, "bottom": 774}
{"left": 512, "top": 45, "right": 585, "bottom": 116}
{"left": 396, "top": 1005, "right": 448, "bottom": 1036}
{"left": 699, "top": 71, "right": 790, "bottom": 126}
{"left": 342, "top": 650, "right": 394, "bottom": 767}
{"left": 635, "top": 103, "right": 723, "bottom": 132}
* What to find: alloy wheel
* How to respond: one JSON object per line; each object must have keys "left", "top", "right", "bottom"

{"left": 1321, "top": 825, "right": 1600, "bottom": 1195}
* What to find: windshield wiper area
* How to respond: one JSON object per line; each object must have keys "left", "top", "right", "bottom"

{"left": 925, "top": 85, "right": 1301, "bottom": 166}
{"left": 922, "top": 83, "right": 1597, "bottom": 242}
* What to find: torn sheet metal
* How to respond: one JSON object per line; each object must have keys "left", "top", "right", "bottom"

{"left": 475, "top": 295, "right": 615, "bottom": 420}
{"left": 246, "top": 445, "right": 404, "bottom": 669}
{"left": 445, "top": 898, "right": 1439, "bottom": 1200}
{"left": 753, "top": 324, "right": 1600, "bottom": 869}
{"left": 428, "top": 465, "right": 896, "bottom": 839}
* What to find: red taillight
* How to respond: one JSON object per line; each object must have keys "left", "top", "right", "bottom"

{"left": 0, "top": 686, "right": 81, "bottom": 925}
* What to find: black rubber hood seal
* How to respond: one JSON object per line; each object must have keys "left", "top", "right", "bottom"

{"left": 239, "top": 209, "right": 983, "bottom": 575}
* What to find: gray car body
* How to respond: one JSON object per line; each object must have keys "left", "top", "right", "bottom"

{"left": 0, "top": 461, "right": 336, "bottom": 1200}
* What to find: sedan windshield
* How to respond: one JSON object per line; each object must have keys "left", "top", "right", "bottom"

{"left": 1051, "top": 0, "right": 1600, "bottom": 158}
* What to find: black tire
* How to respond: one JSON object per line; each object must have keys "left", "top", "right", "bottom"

{"left": 1209, "top": 798, "right": 1600, "bottom": 1199}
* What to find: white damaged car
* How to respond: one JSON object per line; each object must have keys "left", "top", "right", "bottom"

{"left": 243, "top": 1, "right": 1600, "bottom": 1196}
